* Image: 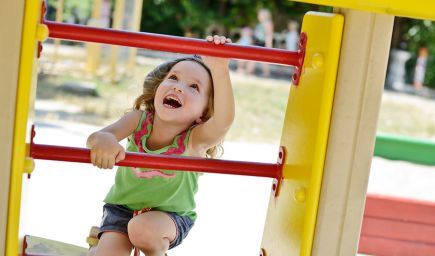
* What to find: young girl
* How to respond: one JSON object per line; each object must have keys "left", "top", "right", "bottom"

{"left": 86, "top": 35, "right": 234, "bottom": 256}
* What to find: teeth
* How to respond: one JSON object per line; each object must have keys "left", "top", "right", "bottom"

{"left": 165, "top": 95, "right": 181, "bottom": 105}
{"left": 166, "top": 96, "right": 180, "bottom": 103}
{"left": 163, "top": 95, "right": 182, "bottom": 108}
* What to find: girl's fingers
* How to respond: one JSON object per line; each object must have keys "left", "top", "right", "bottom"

{"left": 207, "top": 35, "right": 230, "bottom": 45}
{"left": 107, "top": 158, "right": 115, "bottom": 169}
{"left": 102, "top": 156, "right": 109, "bottom": 169}
{"left": 102, "top": 156, "right": 108, "bottom": 169}
{"left": 115, "top": 148, "right": 125, "bottom": 163}
{"left": 220, "top": 36, "right": 226, "bottom": 44}
{"left": 213, "top": 35, "right": 220, "bottom": 44}
{"left": 90, "top": 150, "right": 97, "bottom": 166}
{"left": 91, "top": 148, "right": 123, "bottom": 169}
{"left": 95, "top": 152, "right": 103, "bottom": 168}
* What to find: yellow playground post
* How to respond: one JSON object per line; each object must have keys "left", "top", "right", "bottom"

{"left": 260, "top": 1, "right": 435, "bottom": 255}
{"left": 261, "top": 12, "right": 344, "bottom": 256}
{"left": 1, "top": 0, "right": 47, "bottom": 255}
{"left": 0, "top": 0, "right": 26, "bottom": 254}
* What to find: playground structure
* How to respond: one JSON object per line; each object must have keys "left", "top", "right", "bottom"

{"left": 49, "top": 0, "right": 144, "bottom": 81}
{"left": 1, "top": 0, "right": 435, "bottom": 256}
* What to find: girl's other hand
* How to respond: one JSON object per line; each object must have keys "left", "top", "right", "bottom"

{"left": 87, "top": 131, "right": 126, "bottom": 169}
{"left": 203, "top": 35, "right": 232, "bottom": 70}
{"left": 206, "top": 35, "right": 232, "bottom": 45}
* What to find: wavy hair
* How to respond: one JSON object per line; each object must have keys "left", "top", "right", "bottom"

{"left": 133, "top": 56, "right": 223, "bottom": 158}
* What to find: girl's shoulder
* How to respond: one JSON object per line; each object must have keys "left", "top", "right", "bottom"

{"left": 130, "top": 109, "right": 153, "bottom": 140}
{"left": 133, "top": 109, "right": 152, "bottom": 130}
{"left": 128, "top": 110, "right": 151, "bottom": 151}
{"left": 185, "top": 127, "right": 207, "bottom": 158}
{"left": 125, "top": 109, "right": 145, "bottom": 119}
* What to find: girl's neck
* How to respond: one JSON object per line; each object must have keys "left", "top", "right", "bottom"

{"left": 146, "top": 115, "right": 190, "bottom": 151}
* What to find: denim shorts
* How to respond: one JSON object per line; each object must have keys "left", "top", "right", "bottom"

{"left": 99, "top": 203, "right": 194, "bottom": 250}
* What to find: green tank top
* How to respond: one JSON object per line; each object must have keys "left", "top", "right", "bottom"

{"left": 104, "top": 111, "right": 200, "bottom": 221}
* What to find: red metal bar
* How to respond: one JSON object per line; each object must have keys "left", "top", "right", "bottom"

{"left": 44, "top": 21, "right": 302, "bottom": 67}
{"left": 30, "top": 143, "right": 281, "bottom": 178}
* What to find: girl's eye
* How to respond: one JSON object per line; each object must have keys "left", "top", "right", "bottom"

{"left": 168, "top": 74, "right": 178, "bottom": 80}
{"left": 190, "top": 84, "right": 199, "bottom": 91}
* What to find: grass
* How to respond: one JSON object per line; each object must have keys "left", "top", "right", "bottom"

{"left": 228, "top": 75, "right": 289, "bottom": 143}
{"left": 377, "top": 92, "right": 435, "bottom": 139}
{"left": 36, "top": 46, "right": 435, "bottom": 144}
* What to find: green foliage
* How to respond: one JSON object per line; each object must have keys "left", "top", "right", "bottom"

{"left": 402, "top": 19, "right": 435, "bottom": 52}
{"left": 46, "top": 0, "right": 92, "bottom": 24}
{"left": 402, "top": 19, "right": 435, "bottom": 88}
{"left": 139, "top": 0, "right": 330, "bottom": 36}
{"left": 45, "top": 1, "right": 332, "bottom": 38}
{"left": 139, "top": 0, "right": 183, "bottom": 36}
{"left": 425, "top": 58, "right": 435, "bottom": 89}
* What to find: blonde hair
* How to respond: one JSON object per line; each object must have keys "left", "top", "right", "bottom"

{"left": 133, "top": 56, "right": 223, "bottom": 158}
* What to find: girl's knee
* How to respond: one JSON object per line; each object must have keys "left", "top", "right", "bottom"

{"left": 128, "top": 218, "right": 169, "bottom": 252}
{"left": 94, "top": 232, "right": 132, "bottom": 256}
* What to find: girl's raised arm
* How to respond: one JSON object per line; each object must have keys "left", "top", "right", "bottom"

{"left": 190, "top": 35, "right": 235, "bottom": 154}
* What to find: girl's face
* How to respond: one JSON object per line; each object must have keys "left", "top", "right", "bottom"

{"left": 154, "top": 61, "right": 212, "bottom": 126}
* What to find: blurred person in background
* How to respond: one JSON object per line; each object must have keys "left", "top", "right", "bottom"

{"left": 285, "top": 20, "right": 299, "bottom": 76}
{"left": 285, "top": 20, "right": 299, "bottom": 51}
{"left": 236, "top": 26, "right": 254, "bottom": 74}
{"left": 248, "top": 8, "right": 274, "bottom": 77}
{"left": 413, "top": 45, "right": 428, "bottom": 91}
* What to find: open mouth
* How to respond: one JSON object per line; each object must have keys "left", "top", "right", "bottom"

{"left": 163, "top": 95, "right": 182, "bottom": 108}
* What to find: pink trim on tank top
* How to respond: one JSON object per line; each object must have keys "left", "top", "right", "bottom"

{"left": 133, "top": 111, "right": 188, "bottom": 155}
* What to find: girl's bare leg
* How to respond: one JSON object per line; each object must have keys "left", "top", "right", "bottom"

{"left": 128, "top": 211, "right": 177, "bottom": 256}
{"left": 93, "top": 232, "right": 132, "bottom": 256}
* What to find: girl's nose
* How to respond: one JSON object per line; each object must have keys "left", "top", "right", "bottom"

{"left": 172, "top": 85, "right": 183, "bottom": 93}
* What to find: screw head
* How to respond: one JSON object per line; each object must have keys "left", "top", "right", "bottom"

{"left": 312, "top": 53, "right": 324, "bottom": 69}
{"left": 294, "top": 187, "right": 307, "bottom": 202}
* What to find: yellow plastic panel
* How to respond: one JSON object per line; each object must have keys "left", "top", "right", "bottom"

{"left": 6, "top": 0, "right": 41, "bottom": 255}
{"left": 293, "top": 0, "right": 435, "bottom": 21}
{"left": 261, "top": 12, "right": 343, "bottom": 256}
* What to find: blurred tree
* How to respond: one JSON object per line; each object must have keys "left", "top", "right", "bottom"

{"left": 396, "top": 18, "right": 435, "bottom": 89}
{"left": 46, "top": 0, "right": 92, "bottom": 24}
{"left": 139, "top": 0, "right": 331, "bottom": 37}
{"left": 45, "top": 1, "right": 331, "bottom": 38}
{"left": 402, "top": 19, "right": 435, "bottom": 53}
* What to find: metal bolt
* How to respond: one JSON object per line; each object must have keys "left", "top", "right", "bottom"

{"left": 294, "top": 187, "right": 307, "bottom": 202}
{"left": 312, "top": 53, "right": 324, "bottom": 69}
